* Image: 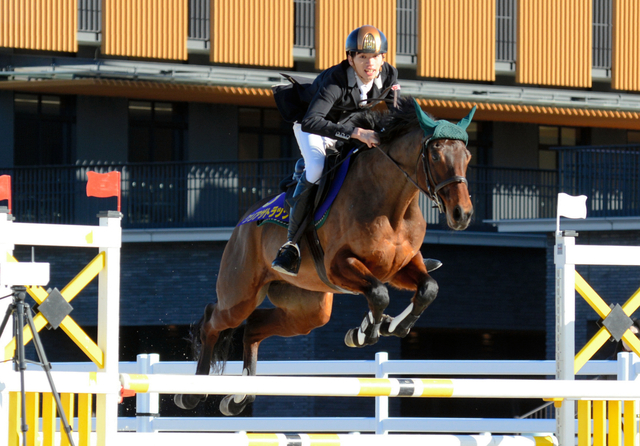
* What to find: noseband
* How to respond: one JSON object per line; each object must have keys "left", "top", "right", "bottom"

{"left": 421, "top": 137, "right": 468, "bottom": 213}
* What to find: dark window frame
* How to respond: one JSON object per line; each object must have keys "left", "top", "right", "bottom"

{"left": 13, "top": 93, "right": 76, "bottom": 166}
{"left": 128, "top": 100, "right": 188, "bottom": 163}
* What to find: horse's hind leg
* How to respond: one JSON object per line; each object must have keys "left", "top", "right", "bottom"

{"left": 174, "top": 303, "right": 220, "bottom": 409}
{"left": 220, "top": 284, "right": 333, "bottom": 416}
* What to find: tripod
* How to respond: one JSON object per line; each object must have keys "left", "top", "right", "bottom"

{"left": 0, "top": 286, "right": 75, "bottom": 446}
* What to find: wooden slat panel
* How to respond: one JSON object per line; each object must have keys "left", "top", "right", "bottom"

{"left": 623, "top": 400, "right": 637, "bottom": 446}
{"left": 417, "top": 0, "right": 495, "bottom": 81}
{"left": 612, "top": 0, "right": 640, "bottom": 91}
{"left": 212, "top": 0, "right": 293, "bottom": 67}
{"left": 608, "top": 400, "right": 622, "bottom": 446}
{"left": 315, "top": 0, "right": 395, "bottom": 70}
{"left": 0, "top": 0, "right": 77, "bottom": 52}
{"left": 103, "top": 0, "right": 187, "bottom": 60}
{"left": 516, "top": 0, "right": 592, "bottom": 87}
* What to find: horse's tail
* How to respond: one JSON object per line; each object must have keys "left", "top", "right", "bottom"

{"left": 188, "top": 311, "right": 236, "bottom": 375}
{"left": 211, "top": 327, "right": 236, "bottom": 374}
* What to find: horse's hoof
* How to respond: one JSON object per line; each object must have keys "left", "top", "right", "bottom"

{"left": 344, "top": 325, "right": 380, "bottom": 348}
{"left": 174, "top": 393, "right": 206, "bottom": 410}
{"left": 220, "top": 394, "right": 255, "bottom": 416}
{"left": 379, "top": 315, "right": 404, "bottom": 337}
{"left": 380, "top": 313, "right": 419, "bottom": 338}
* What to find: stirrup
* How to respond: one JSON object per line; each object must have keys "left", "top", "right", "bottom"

{"left": 271, "top": 242, "right": 302, "bottom": 276}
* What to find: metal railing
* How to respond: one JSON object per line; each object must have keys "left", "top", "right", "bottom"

{"left": 77, "top": 0, "right": 101, "bottom": 33}
{"left": 556, "top": 144, "right": 640, "bottom": 217}
{"left": 294, "top": 0, "right": 315, "bottom": 49}
{"left": 496, "top": 0, "right": 517, "bottom": 63}
{"left": 3, "top": 146, "right": 638, "bottom": 229}
{"left": 593, "top": 0, "right": 612, "bottom": 70}
{"left": 397, "top": 0, "right": 417, "bottom": 56}
{"left": 189, "top": 0, "right": 210, "bottom": 41}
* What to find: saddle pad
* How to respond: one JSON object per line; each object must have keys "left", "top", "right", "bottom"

{"left": 237, "top": 152, "right": 352, "bottom": 228}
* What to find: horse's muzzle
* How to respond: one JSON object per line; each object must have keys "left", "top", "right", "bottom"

{"left": 448, "top": 204, "right": 473, "bottom": 231}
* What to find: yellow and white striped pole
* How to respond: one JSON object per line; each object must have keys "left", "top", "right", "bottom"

{"left": 114, "top": 432, "right": 557, "bottom": 446}
{"left": 119, "top": 374, "right": 640, "bottom": 400}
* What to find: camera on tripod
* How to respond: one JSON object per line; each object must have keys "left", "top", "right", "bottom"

{"left": 1, "top": 260, "right": 76, "bottom": 446}
{"left": 0, "top": 261, "right": 50, "bottom": 288}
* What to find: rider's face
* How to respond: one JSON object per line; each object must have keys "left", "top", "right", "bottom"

{"left": 348, "top": 52, "right": 384, "bottom": 83}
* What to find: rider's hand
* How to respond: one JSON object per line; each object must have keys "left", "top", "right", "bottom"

{"left": 351, "top": 128, "right": 380, "bottom": 148}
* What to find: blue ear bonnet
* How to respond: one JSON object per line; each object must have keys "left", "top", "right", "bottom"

{"left": 413, "top": 100, "right": 476, "bottom": 144}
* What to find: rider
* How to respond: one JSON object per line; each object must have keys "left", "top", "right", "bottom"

{"left": 271, "top": 25, "right": 442, "bottom": 276}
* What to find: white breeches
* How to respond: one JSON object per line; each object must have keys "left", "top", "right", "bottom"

{"left": 293, "top": 123, "right": 337, "bottom": 184}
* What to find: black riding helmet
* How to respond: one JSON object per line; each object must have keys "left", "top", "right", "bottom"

{"left": 345, "top": 25, "right": 388, "bottom": 55}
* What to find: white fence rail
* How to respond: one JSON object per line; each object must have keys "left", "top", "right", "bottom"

{"left": 28, "top": 352, "right": 638, "bottom": 436}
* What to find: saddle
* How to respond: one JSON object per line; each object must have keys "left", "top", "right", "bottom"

{"left": 280, "top": 144, "right": 352, "bottom": 219}
{"left": 280, "top": 142, "right": 360, "bottom": 294}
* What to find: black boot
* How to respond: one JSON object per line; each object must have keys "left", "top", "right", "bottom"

{"left": 271, "top": 173, "right": 315, "bottom": 276}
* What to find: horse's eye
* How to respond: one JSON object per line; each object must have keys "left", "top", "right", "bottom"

{"left": 431, "top": 153, "right": 440, "bottom": 162}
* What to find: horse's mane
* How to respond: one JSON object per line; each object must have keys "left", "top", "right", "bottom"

{"left": 349, "top": 96, "right": 433, "bottom": 145}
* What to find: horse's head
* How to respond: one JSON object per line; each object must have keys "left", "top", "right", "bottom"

{"left": 414, "top": 100, "right": 475, "bottom": 230}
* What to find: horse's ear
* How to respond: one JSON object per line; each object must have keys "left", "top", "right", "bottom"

{"left": 413, "top": 99, "right": 437, "bottom": 135}
{"left": 456, "top": 105, "right": 477, "bottom": 130}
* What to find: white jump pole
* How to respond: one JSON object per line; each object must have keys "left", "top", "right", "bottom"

{"left": 117, "top": 373, "right": 640, "bottom": 400}
{"left": 114, "top": 432, "right": 555, "bottom": 446}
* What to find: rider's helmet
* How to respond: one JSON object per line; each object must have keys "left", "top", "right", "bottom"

{"left": 345, "top": 25, "right": 388, "bottom": 55}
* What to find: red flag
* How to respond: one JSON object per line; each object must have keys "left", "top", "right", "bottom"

{"left": 0, "top": 175, "right": 11, "bottom": 213}
{"left": 86, "top": 171, "right": 121, "bottom": 212}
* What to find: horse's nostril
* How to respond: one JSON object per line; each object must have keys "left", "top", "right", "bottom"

{"left": 453, "top": 205, "right": 463, "bottom": 222}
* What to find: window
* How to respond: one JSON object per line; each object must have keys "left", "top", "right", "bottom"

{"left": 128, "top": 101, "right": 187, "bottom": 162}
{"left": 238, "top": 108, "right": 296, "bottom": 160}
{"left": 538, "top": 125, "right": 586, "bottom": 169}
{"left": 14, "top": 93, "right": 76, "bottom": 166}
{"left": 466, "top": 121, "right": 492, "bottom": 166}
{"left": 628, "top": 131, "right": 640, "bottom": 144}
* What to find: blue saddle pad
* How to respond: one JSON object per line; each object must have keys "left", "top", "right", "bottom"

{"left": 237, "top": 152, "right": 352, "bottom": 228}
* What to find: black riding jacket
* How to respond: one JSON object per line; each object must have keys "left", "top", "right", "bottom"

{"left": 273, "top": 60, "right": 400, "bottom": 142}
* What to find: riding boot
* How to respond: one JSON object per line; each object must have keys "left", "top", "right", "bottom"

{"left": 271, "top": 173, "right": 316, "bottom": 276}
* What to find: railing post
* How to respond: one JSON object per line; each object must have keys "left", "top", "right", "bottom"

{"left": 555, "top": 232, "right": 576, "bottom": 446}
{"left": 136, "top": 354, "right": 160, "bottom": 432}
{"left": 617, "top": 352, "right": 632, "bottom": 381}
{"left": 375, "top": 351, "right": 388, "bottom": 435}
{"left": 95, "top": 211, "right": 122, "bottom": 446}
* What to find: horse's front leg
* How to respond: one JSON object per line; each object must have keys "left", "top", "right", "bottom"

{"left": 331, "top": 256, "right": 390, "bottom": 348}
{"left": 381, "top": 255, "right": 438, "bottom": 338}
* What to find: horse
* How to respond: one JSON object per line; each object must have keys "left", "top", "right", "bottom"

{"left": 174, "top": 97, "right": 476, "bottom": 415}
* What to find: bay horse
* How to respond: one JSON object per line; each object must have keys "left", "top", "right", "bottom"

{"left": 175, "top": 98, "right": 475, "bottom": 415}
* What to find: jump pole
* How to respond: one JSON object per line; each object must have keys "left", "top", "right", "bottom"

{"left": 114, "top": 432, "right": 555, "bottom": 446}
{"left": 118, "top": 373, "right": 640, "bottom": 400}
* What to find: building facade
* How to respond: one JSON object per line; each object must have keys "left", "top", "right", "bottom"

{"left": 1, "top": 0, "right": 639, "bottom": 418}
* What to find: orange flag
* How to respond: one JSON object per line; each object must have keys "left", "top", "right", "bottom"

{"left": 0, "top": 175, "right": 11, "bottom": 213}
{"left": 86, "top": 171, "right": 121, "bottom": 212}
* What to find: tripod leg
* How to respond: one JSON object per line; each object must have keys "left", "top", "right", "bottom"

{"left": 0, "top": 301, "right": 15, "bottom": 340}
{"left": 25, "top": 304, "right": 77, "bottom": 446}
{"left": 15, "top": 300, "right": 28, "bottom": 446}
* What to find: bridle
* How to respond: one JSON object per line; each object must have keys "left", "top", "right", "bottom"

{"left": 376, "top": 136, "right": 468, "bottom": 214}
{"left": 420, "top": 137, "right": 469, "bottom": 213}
